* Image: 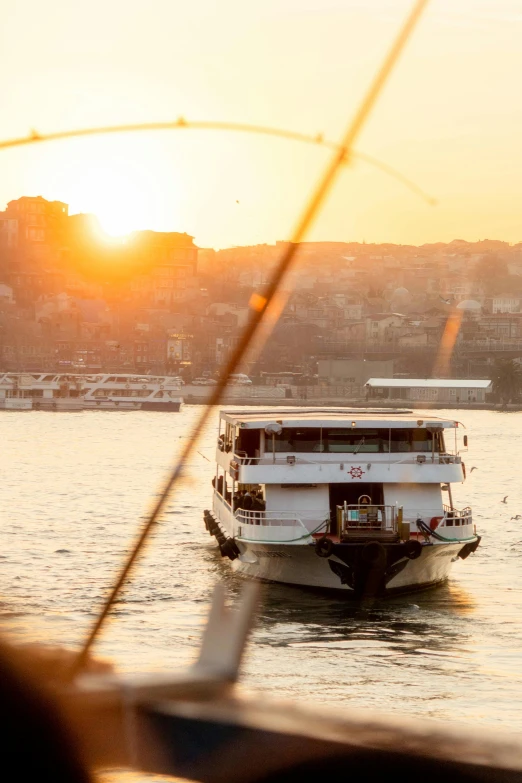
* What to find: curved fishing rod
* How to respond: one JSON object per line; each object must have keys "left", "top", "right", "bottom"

{"left": 0, "top": 119, "right": 435, "bottom": 206}
{"left": 70, "top": 0, "right": 429, "bottom": 675}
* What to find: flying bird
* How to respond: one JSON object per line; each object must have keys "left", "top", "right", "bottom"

{"left": 502, "top": 496, "right": 508, "bottom": 504}
{"left": 511, "top": 515, "right": 522, "bottom": 520}
{"left": 439, "top": 295, "right": 452, "bottom": 305}
{"left": 470, "top": 466, "right": 478, "bottom": 472}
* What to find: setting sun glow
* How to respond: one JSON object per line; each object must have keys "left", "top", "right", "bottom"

{"left": 2, "top": 1, "right": 522, "bottom": 247}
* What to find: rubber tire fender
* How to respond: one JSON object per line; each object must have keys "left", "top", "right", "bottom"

{"left": 315, "top": 536, "right": 333, "bottom": 558}
{"left": 403, "top": 539, "right": 422, "bottom": 560}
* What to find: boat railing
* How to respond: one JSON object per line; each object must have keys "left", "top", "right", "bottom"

{"left": 235, "top": 509, "right": 324, "bottom": 528}
{"left": 230, "top": 452, "right": 462, "bottom": 466}
{"left": 400, "top": 506, "right": 473, "bottom": 528}
{"left": 232, "top": 450, "right": 261, "bottom": 464}
{"left": 441, "top": 505, "right": 473, "bottom": 526}
{"left": 437, "top": 453, "right": 462, "bottom": 464}
{"left": 213, "top": 490, "right": 233, "bottom": 514}
{"left": 338, "top": 504, "right": 398, "bottom": 536}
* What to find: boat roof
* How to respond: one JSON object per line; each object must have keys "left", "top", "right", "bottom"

{"left": 366, "top": 377, "right": 492, "bottom": 389}
{"left": 220, "top": 408, "right": 461, "bottom": 429}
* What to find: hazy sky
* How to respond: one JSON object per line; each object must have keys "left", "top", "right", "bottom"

{"left": 1, "top": 1, "right": 522, "bottom": 248}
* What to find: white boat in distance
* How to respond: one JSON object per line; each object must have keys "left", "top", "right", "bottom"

{"left": 0, "top": 373, "right": 183, "bottom": 411}
{"left": 82, "top": 373, "right": 183, "bottom": 410}
{"left": 205, "top": 408, "right": 480, "bottom": 597}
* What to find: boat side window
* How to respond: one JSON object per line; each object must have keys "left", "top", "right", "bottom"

{"left": 389, "top": 429, "right": 412, "bottom": 452}
{"left": 273, "top": 428, "right": 322, "bottom": 452}
{"left": 386, "top": 428, "right": 438, "bottom": 452}
{"left": 411, "top": 429, "right": 436, "bottom": 452}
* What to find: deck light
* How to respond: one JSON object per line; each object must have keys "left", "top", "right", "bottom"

{"left": 287, "top": 456, "right": 296, "bottom": 465}
{"left": 351, "top": 421, "right": 356, "bottom": 428}
{"left": 416, "top": 455, "right": 426, "bottom": 464}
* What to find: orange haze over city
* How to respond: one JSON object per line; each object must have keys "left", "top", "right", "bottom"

{"left": 1, "top": 1, "right": 522, "bottom": 248}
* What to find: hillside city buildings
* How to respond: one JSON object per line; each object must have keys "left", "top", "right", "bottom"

{"left": 2, "top": 195, "right": 522, "bottom": 396}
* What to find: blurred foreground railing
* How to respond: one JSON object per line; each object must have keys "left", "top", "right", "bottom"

{"left": 57, "top": 584, "right": 522, "bottom": 783}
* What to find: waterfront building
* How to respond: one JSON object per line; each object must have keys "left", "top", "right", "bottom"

{"left": 365, "top": 378, "right": 492, "bottom": 403}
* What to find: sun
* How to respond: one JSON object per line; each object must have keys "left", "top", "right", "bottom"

{"left": 74, "top": 165, "right": 151, "bottom": 238}
{"left": 47, "top": 135, "right": 183, "bottom": 239}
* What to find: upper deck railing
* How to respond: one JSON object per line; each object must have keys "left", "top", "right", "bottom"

{"left": 227, "top": 451, "right": 462, "bottom": 467}
{"left": 441, "top": 504, "right": 473, "bottom": 526}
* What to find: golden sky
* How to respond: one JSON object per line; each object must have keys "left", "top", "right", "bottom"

{"left": 1, "top": 1, "right": 522, "bottom": 248}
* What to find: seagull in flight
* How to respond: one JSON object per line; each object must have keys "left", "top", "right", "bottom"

{"left": 511, "top": 515, "right": 522, "bottom": 520}
{"left": 470, "top": 466, "right": 478, "bottom": 472}
{"left": 502, "top": 496, "right": 508, "bottom": 504}
{"left": 439, "top": 294, "right": 452, "bottom": 305}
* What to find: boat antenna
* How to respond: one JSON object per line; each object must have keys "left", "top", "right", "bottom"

{"left": 71, "top": 0, "right": 429, "bottom": 676}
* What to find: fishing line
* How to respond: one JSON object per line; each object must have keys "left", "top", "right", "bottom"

{"left": 0, "top": 121, "right": 435, "bottom": 205}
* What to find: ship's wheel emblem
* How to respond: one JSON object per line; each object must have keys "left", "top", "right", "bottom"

{"left": 348, "top": 466, "right": 365, "bottom": 479}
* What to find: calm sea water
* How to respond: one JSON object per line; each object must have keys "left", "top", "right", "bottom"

{"left": 1, "top": 406, "right": 522, "bottom": 740}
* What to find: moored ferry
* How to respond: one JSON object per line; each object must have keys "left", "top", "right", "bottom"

{"left": 0, "top": 372, "right": 183, "bottom": 411}
{"left": 204, "top": 408, "right": 480, "bottom": 597}
{"left": 82, "top": 373, "right": 183, "bottom": 410}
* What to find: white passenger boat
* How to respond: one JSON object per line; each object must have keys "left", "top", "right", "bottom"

{"left": 0, "top": 373, "right": 183, "bottom": 411}
{"left": 82, "top": 374, "right": 183, "bottom": 411}
{"left": 0, "top": 373, "right": 85, "bottom": 410}
{"left": 204, "top": 408, "right": 480, "bottom": 597}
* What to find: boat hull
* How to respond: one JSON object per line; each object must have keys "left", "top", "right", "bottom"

{"left": 0, "top": 399, "right": 32, "bottom": 410}
{"left": 35, "top": 399, "right": 84, "bottom": 411}
{"left": 83, "top": 400, "right": 183, "bottom": 411}
{"left": 225, "top": 538, "right": 476, "bottom": 596}
{"left": 140, "top": 401, "right": 182, "bottom": 411}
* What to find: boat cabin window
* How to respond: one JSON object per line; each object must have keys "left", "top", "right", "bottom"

{"left": 326, "top": 428, "right": 381, "bottom": 453}
{"left": 270, "top": 427, "right": 443, "bottom": 453}
{"left": 273, "top": 428, "right": 322, "bottom": 452}
{"left": 390, "top": 428, "right": 443, "bottom": 452}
